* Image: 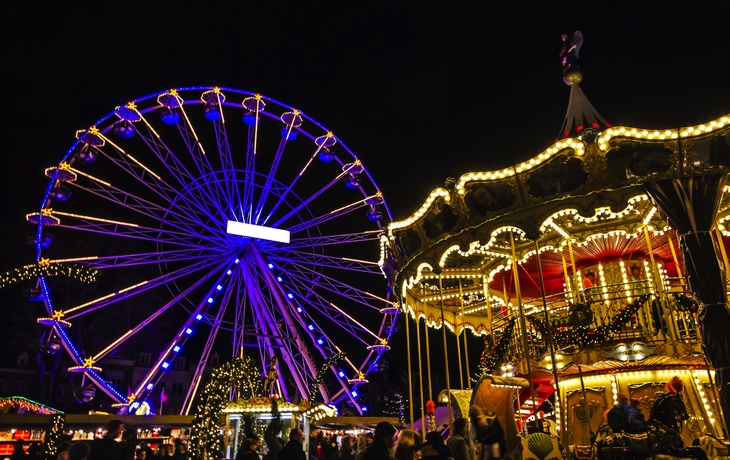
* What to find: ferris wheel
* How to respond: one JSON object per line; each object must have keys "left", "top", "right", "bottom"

{"left": 27, "top": 86, "right": 397, "bottom": 414}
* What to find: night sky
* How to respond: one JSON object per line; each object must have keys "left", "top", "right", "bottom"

{"left": 1, "top": 1, "right": 729, "bottom": 397}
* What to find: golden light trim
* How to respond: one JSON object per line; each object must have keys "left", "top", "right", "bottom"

{"left": 66, "top": 165, "right": 112, "bottom": 187}
{"left": 454, "top": 137, "right": 584, "bottom": 194}
{"left": 439, "top": 225, "right": 525, "bottom": 268}
{"left": 51, "top": 211, "right": 139, "bottom": 227}
{"left": 97, "top": 133, "right": 163, "bottom": 181}
{"left": 65, "top": 281, "right": 149, "bottom": 314}
{"left": 388, "top": 188, "right": 451, "bottom": 233}
{"left": 596, "top": 114, "right": 730, "bottom": 151}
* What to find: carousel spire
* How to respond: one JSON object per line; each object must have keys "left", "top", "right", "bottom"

{"left": 558, "top": 30, "right": 609, "bottom": 139}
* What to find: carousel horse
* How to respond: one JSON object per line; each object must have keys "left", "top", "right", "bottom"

{"left": 595, "top": 377, "right": 707, "bottom": 460}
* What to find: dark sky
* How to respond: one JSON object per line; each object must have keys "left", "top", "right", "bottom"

{"left": 3, "top": 1, "right": 729, "bottom": 253}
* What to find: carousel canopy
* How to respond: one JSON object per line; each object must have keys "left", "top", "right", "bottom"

{"left": 381, "top": 113, "right": 730, "bottom": 335}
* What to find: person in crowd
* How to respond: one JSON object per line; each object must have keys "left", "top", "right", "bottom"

{"left": 447, "top": 418, "right": 474, "bottom": 460}
{"left": 236, "top": 437, "right": 261, "bottom": 460}
{"left": 607, "top": 394, "right": 631, "bottom": 433}
{"left": 625, "top": 399, "right": 647, "bottom": 433}
{"left": 172, "top": 440, "right": 186, "bottom": 460}
{"left": 321, "top": 433, "right": 338, "bottom": 460}
{"left": 137, "top": 442, "right": 153, "bottom": 460}
{"left": 89, "top": 420, "right": 127, "bottom": 460}
{"left": 361, "top": 422, "right": 398, "bottom": 460}
{"left": 135, "top": 450, "right": 146, "bottom": 460}
{"left": 393, "top": 429, "right": 420, "bottom": 460}
{"left": 56, "top": 442, "right": 72, "bottom": 460}
{"left": 309, "top": 427, "right": 321, "bottom": 460}
{"left": 420, "top": 432, "right": 452, "bottom": 460}
{"left": 336, "top": 436, "right": 355, "bottom": 460}
{"left": 27, "top": 442, "right": 43, "bottom": 460}
{"left": 69, "top": 442, "right": 91, "bottom": 460}
{"left": 354, "top": 436, "right": 367, "bottom": 460}
{"left": 469, "top": 406, "right": 505, "bottom": 460}
{"left": 278, "top": 428, "right": 306, "bottom": 460}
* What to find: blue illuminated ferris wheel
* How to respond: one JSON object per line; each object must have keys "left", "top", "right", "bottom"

{"left": 28, "top": 86, "right": 397, "bottom": 414}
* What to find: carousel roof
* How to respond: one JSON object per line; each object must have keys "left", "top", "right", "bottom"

{"left": 381, "top": 111, "right": 730, "bottom": 334}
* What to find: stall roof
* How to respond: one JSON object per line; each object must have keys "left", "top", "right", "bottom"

{"left": 0, "top": 414, "right": 194, "bottom": 428}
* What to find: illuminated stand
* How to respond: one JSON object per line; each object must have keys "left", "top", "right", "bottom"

{"left": 383, "top": 82, "right": 730, "bottom": 456}
{"left": 222, "top": 400, "right": 335, "bottom": 459}
{"left": 26, "top": 86, "right": 398, "bottom": 416}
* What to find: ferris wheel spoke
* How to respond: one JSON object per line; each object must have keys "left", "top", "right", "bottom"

{"left": 53, "top": 248, "right": 223, "bottom": 270}
{"left": 91, "top": 260, "right": 229, "bottom": 362}
{"left": 282, "top": 261, "right": 392, "bottom": 310}
{"left": 287, "top": 230, "right": 381, "bottom": 249}
{"left": 52, "top": 213, "right": 228, "bottom": 249}
{"left": 261, "top": 143, "right": 329, "bottom": 225}
{"left": 211, "top": 116, "right": 239, "bottom": 217}
{"left": 64, "top": 256, "right": 227, "bottom": 320}
{"left": 285, "top": 198, "right": 371, "bottom": 235}
{"left": 134, "top": 261, "right": 238, "bottom": 399}
{"left": 176, "top": 104, "right": 229, "bottom": 218}
{"left": 68, "top": 179, "right": 215, "bottom": 238}
{"left": 242, "top": 125, "right": 257, "bottom": 223}
{"left": 268, "top": 171, "right": 348, "bottom": 228}
{"left": 261, "top": 267, "right": 363, "bottom": 410}
{"left": 271, "top": 251, "right": 382, "bottom": 275}
{"left": 92, "top": 137, "right": 178, "bottom": 203}
{"left": 291, "top": 290, "right": 372, "bottom": 347}
{"left": 133, "top": 113, "right": 196, "bottom": 188}
{"left": 253, "top": 137, "right": 291, "bottom": 225}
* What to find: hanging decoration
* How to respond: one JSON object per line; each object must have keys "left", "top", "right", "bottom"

{"left": 41, "top": 413, "right": 65, "bottom": 457}
{"left": 0, "top": 261, "right": 97, "bottom": 290}
{"left": 0, "top": 396, "right": 61, "bottom": 414}
{"left": 188, "top": 356, "right": 262, "bottom": 460}
{"left": 477, "top": 295, "right": 649, "bottom": 375}
{"left": 307, "top": 351, "right": 346, "bottom": 402}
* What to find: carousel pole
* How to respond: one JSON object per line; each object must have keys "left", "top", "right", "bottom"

{"left": 509, "top": 232, "right": 537, "bottom": 411}
{"left": 404, "top": 302, "right": 416, "bottom": 426}
{"left": 715, "top": 227, "right": 730, "bottom": 283}
{"left": 456, "top": 279, "right": 468, "bottom": 389}
{"left": 560, "top": 251, "right": 574, "bottom": 303}
{"left": 667, "top": 230, "right": 685, "bottom": 282}
{"left": 415, "top": 304, "right": 427, "bottom": 439}
{"left": 454, "top": 311, "right": 465, "bottom": 389}
{"left": 566, "top": 239, "right": 582, "bottom": 301}
{"left": 438, "top": 273, "right": 454, "bottom": 424}
{"left": 642, "top": 225, "right": 679, "bottom": 341}
{"left": 424, "top": 305, "right": 433, "bottom": 403}
{"left": 483, "top": 275, "right": 493, "bottom": 338}
{"left": 534, "top": 240, "right": 565, "bottom": 435}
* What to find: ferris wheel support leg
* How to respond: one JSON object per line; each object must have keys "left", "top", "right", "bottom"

{"left": 182, "top": 276, "right": 236, "bottom": 414}
{"left": 250, "top": 248, "right": 331, "bottom": 402}
{"left": 240, "top": 263, "right": 305, "bottom": 399}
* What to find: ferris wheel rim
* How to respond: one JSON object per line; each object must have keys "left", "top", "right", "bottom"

{"left": 32, "top": 86, "right": 397, "bottom": 413}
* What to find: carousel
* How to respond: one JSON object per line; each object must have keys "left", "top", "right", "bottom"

{"left": 381, "top": 53, "right": 730, "bottom": 458}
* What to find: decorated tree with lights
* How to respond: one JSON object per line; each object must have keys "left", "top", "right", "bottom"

{"left": 188, "top": 356, "right": 262, "bottom": 460}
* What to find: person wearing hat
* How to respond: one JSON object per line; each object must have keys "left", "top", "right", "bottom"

{"left": 69, "top": 442, "right": 91, "bottom": 460}
{"left": 361, "top": 422, "right": 397, "bottom": 460}
{"left": 420, "top": 432, "right": 453, "bottom": 460}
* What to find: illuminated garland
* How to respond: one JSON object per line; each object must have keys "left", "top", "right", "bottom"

{"left": 0, "top": 396, "right": 61, "bottom": 414}
{"left": 41, "top": 413, "right": 65, "bottom": 457}
{"left": 308, "top": 352, "right": 346, "bottom": 402}
{"left": 188, "top": 356, "right": 262, "bottom": 460}
{"left": 477, "top": 295, "right": 649, "bottom": 375}
{"left": 0, "top": 262, "right": 97, "bottom": 290}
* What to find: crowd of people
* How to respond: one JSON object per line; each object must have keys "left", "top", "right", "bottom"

{"left": 305, "top": 419, "right": 476, "bottom": 460}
